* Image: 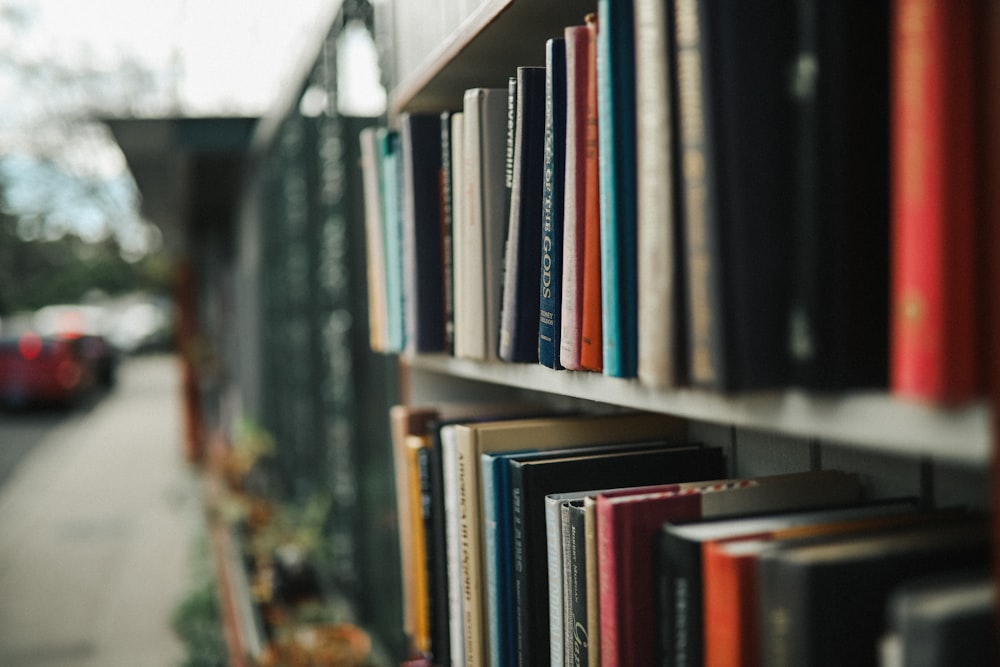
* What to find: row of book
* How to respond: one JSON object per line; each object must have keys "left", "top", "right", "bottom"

{"left": 390, "top": 407, "right": 994, "bottom": 667}
{"left": 359, "top": 0, "right": 997, "bottom": 405}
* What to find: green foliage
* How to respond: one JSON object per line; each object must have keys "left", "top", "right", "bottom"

{"left": 172, "top": 537, "right": 229, "bottom": 667}
{"left": 0, "top": 213, "right": 172, "bottom": 316}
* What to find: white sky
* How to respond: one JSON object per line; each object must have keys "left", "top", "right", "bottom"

{"left": 13, "top": 0, "right": 338, "bottom": 114}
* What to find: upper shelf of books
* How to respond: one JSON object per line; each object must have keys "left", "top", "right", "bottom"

{"left": 405, "top": 354, "right": 991, "bottom": 465}
{"left": 388, "top": 0, "right": 597, "bottom": 115}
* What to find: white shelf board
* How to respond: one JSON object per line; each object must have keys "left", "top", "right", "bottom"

{"left": 404, "top": 353, "right": 992, "bottom": 464}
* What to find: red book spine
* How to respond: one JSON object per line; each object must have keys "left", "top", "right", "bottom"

{"left": 702, "top": 542, "right": 762, "bottom": 667}
{"left": 596, "top": 492, "right": 701, "bottom": 667}
{"left": 580, "top": 13, "right": 604, "bottom": 372}
{"left": 891, "top": 0, "right": 979, "bottom": 403}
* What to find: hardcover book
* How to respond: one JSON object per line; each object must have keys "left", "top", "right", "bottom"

{"left": 597, "top": 0, "right": 639, "bottom": 378}
{"left": 499, "top": 66, "right": 546, "bottom": 363}
{"left": 400, "top": 112, "right": 447, "bottom": 352}
{"left": 558, "top": 23, "right": 591, "bottom": 372}
{"left": 359, "top": 126, "right": 389, "bottom": 352}
{"left": 454, "top": 88, "right": 509, "bottom": 361}
{"left": 538, "top": 38, "right": 567, "bottom": 370}
{"left": 757, "top": 517, "right": 989, "bottom": 667}
{"left": 376, "top": 128, "right": 406, "bottom": 352}
{"left": 596, "top": 470, "right": 863, "bottom": 667}
{"left": 579, "top": 13, "right": 603, "bottom": 373}
{"left": 890, "top": 0, "right": 982, "bottom": 404}
{"left": 673, "top": 0, "right": 797, "bottom": 391}
{"left": 450, "top": 412, "right": 685, "bottom": 667}
{"left": 508, "top": 445, "right": 726, "bottom": 667}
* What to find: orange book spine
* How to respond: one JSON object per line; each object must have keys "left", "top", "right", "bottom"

{"left": 580, "top": 13, "right": 603, "bottom": 372}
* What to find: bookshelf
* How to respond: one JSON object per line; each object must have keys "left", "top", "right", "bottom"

{"left": 370, "top": 0, "right": 997, "bottom": 664}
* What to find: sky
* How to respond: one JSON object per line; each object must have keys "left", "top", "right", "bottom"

{"left": 0, "top": 0, "right": 385, "bottom": 257}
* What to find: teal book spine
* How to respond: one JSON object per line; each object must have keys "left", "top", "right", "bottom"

{"left": 376, "top": 128, "right": 406, "bottom": 352}
{"left": 596, "top": 0, "right": 639, "bottom": 378}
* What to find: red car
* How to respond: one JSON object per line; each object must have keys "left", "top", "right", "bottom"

{"left": 0, "top": 332, "right": 92, "bottom": 408}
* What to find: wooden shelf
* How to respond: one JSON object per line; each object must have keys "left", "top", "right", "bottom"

{"left": 404, "top": 353, "right": 991, "bottom": 464}
{"left": 390, "top": 0, "right": 596, "bottom": 114}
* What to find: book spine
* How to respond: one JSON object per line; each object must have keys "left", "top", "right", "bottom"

{"left": 890, "top": 0, "right": 979, "bottom": 403}
{"left": 559, "top": 25, "right": 590, "bottom": 372}
{"left": 454, "top": 430, "right": 485, "bottom": 667}
{"left": 482, "top": 454, "right": 503, "bottom": 667}
{"left": 634, "top": 0, "right": 679, "bottom": 389}
{"left": 377, "top": 128, "right": 406, "bottom": 352}
{"left": 597, "top": 0, "right": 639, "bottom": 378}
{"left": 499, "top": 67, "right": 546, "bottom": 363}
{"left": 583, "top": 498, "right": 601, "bottom": 667}
{"left": 406, "top": 435, "right": 432, "bottom": 655}
{"left": 545, "top": 496, "right": 566, "bottom": 667}
{"left": 400, "top": 113, "right": 446, "bottom": 353}
{"left": 440, "top": 427, "right": 466, "bottom": 666}
{"left": 539, "top": 38, "right": 567, "bottom": 370}
{"left": 440, "top": 111, "right": 455, "bottom": 354}
{"left": 656, "top": 529, "right": 704, "bottom": 667}
{"left": 579, "top": 13, "right": 604, "bottom": 373}
{"left": 359, "top": 127, "right": 388, "bottom": 352}
{"left": 673, "top": 0, "right": 720, "bottom": 388}
{"left": 566, "top": 501, "right": 590, "bottom": 667}
{"left": 703, "top": 544, "right": 760, "bottom": 667}
{"left": 510, "top": 464, "right": 529, "bottom": 666}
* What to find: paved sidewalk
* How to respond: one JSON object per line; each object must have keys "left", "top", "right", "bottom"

{"left": 0, "top": 355, "right": 203, "bottom": 667}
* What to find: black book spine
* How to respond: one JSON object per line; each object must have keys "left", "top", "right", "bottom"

{"left": 440, "top": 111, "right": 455, "bottom": 355}
{"left": 425, "top": 432, "right": 450, "bottom": 665}
{"left": 566, "top": 500, "right": 589, "bottom": 667}
{"left": 657, "top": 527, "right": 702, "bottom": 667}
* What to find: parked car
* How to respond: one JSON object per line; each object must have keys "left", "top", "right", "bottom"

{"left": 34, "top": 304, "right": 118, "bottom": 388}
{"left": 0, "top": 332, "right": 92, "bottom": 408}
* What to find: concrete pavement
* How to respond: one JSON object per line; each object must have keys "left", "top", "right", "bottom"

{"left": 0, "top": 354, "right": 204, "bottom": 667}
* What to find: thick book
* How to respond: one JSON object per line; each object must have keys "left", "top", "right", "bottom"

{"left": 451, "top": 412, "right": 685, "bottom": 667}
{"left": 786, "top": 1, "right": 890, "bottom": 390}
{"left": 757, "top": 518, "right": 990, "bottom": 667}
{"left": 579, "top": 13, "right": 603, "bottom": 373}
{"left": 499, "top": 66, "right": 546, "bottom": 363}
{"left": 538, "top": 38, "right": 567, "bottom": 370}
{"left": 558, "top": 24, "right": 591, "bottom": 372}
{"left": 881, "top": 569, "right": 997, "bottom": 667}
{"left": 400, "top": 112, "right": 447, "bottom": 353}
{"left": 656, "top": 498, "right": 917, "bottom": 667}
{"left": 596, "top": 470, "right": 863, "bottom": 667}
{"left": 454, "top": 88, "right": 509, "bottom": 360}
{"left": 673, "top": 0, "right": 796, "bottom": 391}
{"left": 376, "top": 128, "right": 406, "bottom": 352}
{"left": 700, "top": 505, "right": 955, "bottom": 667}
{"left": 890, "top": 0, "right": 981, "bottom": 404}
{"left": 634, "top": 0, "right": 684, "bottom": 389}
{"left": 359, "top": 126, "right": 389, "bottom": 352}
{"left": 510, "top": 445, "right": 726, "bottom": 667}
{"left": 596, "top": 0, "right": 639, "bottom": 378}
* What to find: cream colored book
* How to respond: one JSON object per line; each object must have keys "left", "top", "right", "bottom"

{"left": 451, "top": 412, "right": 686, "bottom": 666}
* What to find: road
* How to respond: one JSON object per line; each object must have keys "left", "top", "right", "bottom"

{"left": 0, "top": 354, "right": 203, "bottom": 667}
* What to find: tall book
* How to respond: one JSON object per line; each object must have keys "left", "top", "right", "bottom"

{"left": 787, "top": 0, "right": 890, "bottom": 390}
{"left": 538, "top": 38, "right": 567, "bottom": 370}
{"left": 377, "top": 128, "right": 406, "bottom": 352}
{"left": 673, "top": 0, "right": 796, "bottom": 391}
{"left": 450, "top": 111, "right": 466, "bottom": 357}
{"left": 400, "top": 112, "right": 447, "bottom": 352}
{"left": 634, "top": 0, "right": 684, "bottom": 389}
{"left": 451, "top": 412, "right": 685, "bottom": 667}
{"left": 657, "top": 499, "right": 917, "bottom": 667}
{"left": 579, "top": 13, "right": 603, "bottom": 373}
{"left": 454, "top": 88, "right": 509, "bottom": 360}
{"left": 596, "top": 471, "right": 863, "bottom": 667}
{"left": 509, "top": 445, "right": 726, "bottom": 667}
{"left": 757, "top": 518, "right": 989, "bottom": 667}
{"left": 405, "top": 435, "right": 433, "bottom": 655}
{"left": 499, "top": 67, "right": 547, "bottom": 363}
{"left": 359, "top": 126, "right": 389, "bottom": 352}
{"left": 890, "top": 0, "right": 981, "bottom": 404}
{"left": 596, "top": 0, "right": 639, "bottom": 378}
{"left": 440, "top": 110, "right": 455, "bottom": 354}
{"left": 559, "top": 24, "right": 592, "bottom": 372}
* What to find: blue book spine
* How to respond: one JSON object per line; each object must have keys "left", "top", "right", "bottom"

{"left": 377, "top": 128, "right": 406, "bottom": 352}
{"left": 481, "top": 452, "right": 504, "bottom": 667}
{"left": 597, "top": 0, "right": 638, "bottom": 377}
{"left": 539, "top": 38, "right": 567, "bottom": 370}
